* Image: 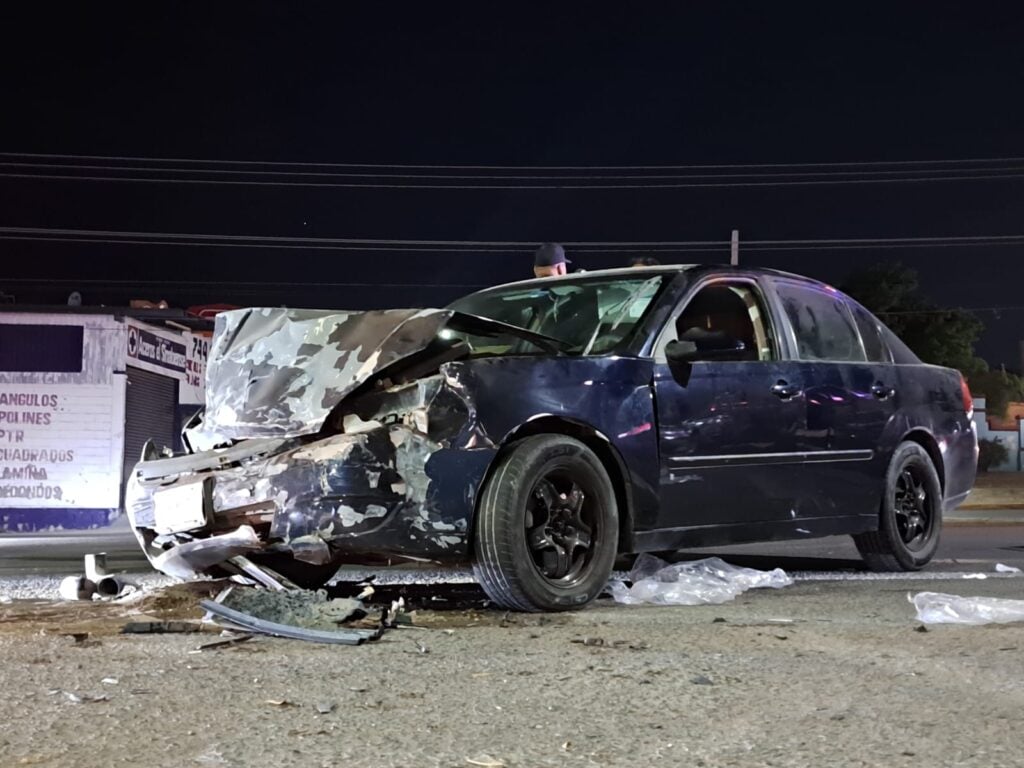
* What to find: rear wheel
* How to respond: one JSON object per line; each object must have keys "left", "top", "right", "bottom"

{"left": 472, "top": 434, "right": 618, "bottom": 612}
{"left": 854, "top": 441, "right": 943, "bottom": 571}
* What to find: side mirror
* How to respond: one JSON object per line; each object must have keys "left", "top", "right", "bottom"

{"left": 664, "top": 339, "right": 697, "bottom": 387}
{"left": 665, "top": 339, "right": 699, "bottom": 366}
{"left": 676, "top": 328, "right": 748, "bottom": 360}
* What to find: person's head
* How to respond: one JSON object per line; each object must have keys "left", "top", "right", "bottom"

{"left": 629, "top": 256, "right": 661, "bottom": 268}
{"left": 533, "top": 242, "right": 570, "bottom": 278}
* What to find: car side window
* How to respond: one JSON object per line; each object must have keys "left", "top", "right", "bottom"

{"left": 775, "top": 281, "right": 867, "bottom": 362}
{"left": 669, "top": 281, "right": 776, "bottom": 361}
{"left": 849, "top": 302, "right": 892, "bottom": 363}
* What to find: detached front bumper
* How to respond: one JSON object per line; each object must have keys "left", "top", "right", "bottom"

{"left": 126, "top": 424, "right": 491, "bottom": 579}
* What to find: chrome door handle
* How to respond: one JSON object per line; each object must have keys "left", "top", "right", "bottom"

{"left": 771, "top": 381, "right": 801, "bottom": 400}
{"left": 871, "top": 383, "right": 895, "bottom": 400}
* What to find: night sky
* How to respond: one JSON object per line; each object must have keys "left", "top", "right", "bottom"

{"left": 1, "top": 4, "right": 1023, "bottom": 366}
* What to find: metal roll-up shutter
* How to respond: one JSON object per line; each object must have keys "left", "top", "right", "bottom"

{"left": 123, "top": 366, "right": 178, "bottom": 499}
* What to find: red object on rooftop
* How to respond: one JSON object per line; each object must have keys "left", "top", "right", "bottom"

{"left": 186, "top": 303, "right": 239, "bottom": 319}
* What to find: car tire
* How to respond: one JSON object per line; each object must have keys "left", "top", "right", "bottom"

{"left": 472, "top": 434, "right": 619, "bottom": 612}
{"left": 854, "top": 441, "right": 943, "bottom": 571}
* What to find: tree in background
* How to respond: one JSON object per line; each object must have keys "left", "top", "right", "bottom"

{"left": 842, "top": 262, "right": 1021, "bottom": 417}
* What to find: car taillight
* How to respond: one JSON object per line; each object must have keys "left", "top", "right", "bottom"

{"left": 960, "top": 375, "right": 974, "bottom": 416}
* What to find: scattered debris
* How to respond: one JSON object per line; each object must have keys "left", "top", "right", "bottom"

{"left": 569, "top": 636, "right": 648, "bottom": 651}
{"left": 219, "top": 587, "right": 366, "bottom": 631}
{"left": 227, "top": 555, "right": 299, "bottom": 591}
{"left": 690, "top": 674, "right": 715, "bottom": 686}
{"left": 200, "top": 598, "right": 381, "bottom": 645}
{"left": 608, "top": 555, "right": 793, "bottom": 606}
{"left": 911, "top": 592, "right": 1024, "bottom": 625}
{"left": 194, "top": 750, "right": 228, "bottom": 764}
{"left": 84, "top": 553, "right": 107, "bottom": 583}
{"left": 316, "top": 702, "right": 336, "bottom": 715}
{"left": 914, "top": 625, "right": 929, "bottom": 633}
{"left": 62, "top": 691, "right": 110, "bottom": 704}
{"left": 62, "top": 632, "right": 100, "bottom": 647}
{"left": 384, "top": 598, "right": 407, "bottom": 627}
{"left": 265, "top": 699, "right": 298, "bottom": 708}
{"left": 410, "top": 640, "right": 430, "bottom": 654}
{"left": 995, "top": 563, "right": 1023, "bottom": 574}
{"left": 153, "top": 525, "right": 262, "bottom": 580}
{"left": 465, "top": 756, "right": 506, "bottom": 767}
{"left": 192, "top": 634, "right": 255, "bottom": 652}
{"left": 100, "top": 677, "right": 119, "bottom": 686}
{"left": 963, "top": 574, "right": 988, "bottom": 580}
{"left": 122, "top": 620, "right": 205, "bottom": 634}
{"left": 58, "top": 576, "right": 96, "bottom": 602}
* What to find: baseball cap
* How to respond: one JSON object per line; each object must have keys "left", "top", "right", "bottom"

{"left": 533, "top": 242, "right": 571, "bottom": 267}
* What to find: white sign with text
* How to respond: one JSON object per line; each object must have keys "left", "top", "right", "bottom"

{"left": 0, "top": 381, "right": 126, "bottom": 508}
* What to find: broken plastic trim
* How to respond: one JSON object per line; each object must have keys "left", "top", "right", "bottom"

{"left": 199, "top": 600, "right": 382, "bottom": 645}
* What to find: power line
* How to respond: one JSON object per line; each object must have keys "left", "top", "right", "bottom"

{"left": 2, "top": 227, "right": 1024, "bottom": 250}
{"left": 4, "top": 151, "right": 1024, "bottom": 171}
{"left": 878, "top": 306, "right": 1024, "bottom": 316}
{"left": 6, "top": 227, "right": 1024, "bottom": 253}
{"left": 0, "top": 276, "right": 483, "bottom": 290}
{"left": 6, "top": 160, "right": 1024, "bottom": 181}
{"left": 5, "top": 171, "right": 1024, "bottom": 189}
{"left": 0, "top": 227, "right": 725, "bottom": 248}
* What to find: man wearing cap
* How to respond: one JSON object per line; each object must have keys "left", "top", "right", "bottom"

{"left": 533, "top": 243, "right": 570, "bottom": 278}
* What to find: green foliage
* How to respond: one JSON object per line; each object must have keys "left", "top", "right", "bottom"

{"left": 842, "top": 262, "right": 986, "bottom": 375}
{"left": 969, "top": 368, "right": 1024, "bottom": 419}
{"left": 977, "top": 438, "right": 1010, "bottom": 473}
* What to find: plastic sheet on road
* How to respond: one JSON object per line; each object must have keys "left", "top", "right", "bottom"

{"left": 911, "top": 591, "right": 1024, "bottom": 625}
{"left": 608, "top": 554, "right": 793, "bottom": 606}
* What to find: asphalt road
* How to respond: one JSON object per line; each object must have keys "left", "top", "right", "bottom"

{"left": 2, "top": 513, "right": 1023, "bottom": 579}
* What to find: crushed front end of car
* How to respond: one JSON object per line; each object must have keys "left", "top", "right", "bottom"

{"left": 125, "top": 306, "right": 501, "bottom": 583}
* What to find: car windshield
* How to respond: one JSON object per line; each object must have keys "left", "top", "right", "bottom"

{"left": 447, "top": 273, "right": 666, "bottom": 355}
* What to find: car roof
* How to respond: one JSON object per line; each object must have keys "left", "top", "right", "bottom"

{"left": 472, "top": 263, "right": 824, "bottom": 294}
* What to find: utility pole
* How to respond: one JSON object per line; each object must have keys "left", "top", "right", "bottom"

{"left": 730, "top": 229, "right": 739, "bottom": 265}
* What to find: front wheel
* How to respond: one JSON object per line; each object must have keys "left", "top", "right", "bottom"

{"left": 472, "top": 434, "right": 618, "bottom": 612}
{"left": 854, "top": 441, "right": 943, "bottom": 571}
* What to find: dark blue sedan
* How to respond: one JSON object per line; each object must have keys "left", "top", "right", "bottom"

{"left": 127, "top": 265, "right": 978, "bottom": 611}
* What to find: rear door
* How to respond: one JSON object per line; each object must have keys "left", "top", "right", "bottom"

{"left": 769, "top": 279, "right": 896, "bottom": 517}
{"left": 652, "top": 276, "right": 810, "bottom": 530}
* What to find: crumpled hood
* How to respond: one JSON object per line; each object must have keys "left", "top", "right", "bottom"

{"left": 192, "top": 307, "right": 455, "bottom": 442}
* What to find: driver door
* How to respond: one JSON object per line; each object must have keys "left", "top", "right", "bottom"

{"left": 652, "top": 277, "right": 809, "bottom": 530}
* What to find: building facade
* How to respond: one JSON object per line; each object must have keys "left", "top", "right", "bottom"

{"left": 0, "top": 309, "right": 209, "bottom": 531}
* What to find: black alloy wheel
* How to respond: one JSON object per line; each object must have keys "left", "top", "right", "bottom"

{"left": 526, "top": 474, "right": 597, "bottom": 585}
{"left": 473, "top": 434, "right": 619, "bottom": 612}
{"left": 893, "top": 464, "right": 934, "bottom": 550}
{"left": 854, "top": 441, "right": 943, "bottom": 571}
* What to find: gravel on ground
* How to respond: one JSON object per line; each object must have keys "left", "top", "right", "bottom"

{"left": 2, "top": 575, "right": 1024, "bottom": 768}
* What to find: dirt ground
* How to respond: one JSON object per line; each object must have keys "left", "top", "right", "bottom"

{"left": 2, "top": 577, "right": 1024, "bottom": 768}
{"left": 965, "top": 473, "right": 1024, "bottom": 508}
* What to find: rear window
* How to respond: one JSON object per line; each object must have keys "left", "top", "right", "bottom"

{"left": 0, "top": 323, "right": 84, "bottom": 372}
{"left": 774, "top": 281, "right": 866, "bottom": 362}
{"left": 849, "top": 303, "right": 891, "bottom": 363}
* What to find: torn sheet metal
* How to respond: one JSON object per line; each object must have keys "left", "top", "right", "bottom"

{"left": 128, "top": 366, "right": 494, "bottom": 579}
{"left": 152, "top": 525, "right": 262, "bottom": 580}
{"left": 193, "top": 307, "right": 455, "bottom": 443}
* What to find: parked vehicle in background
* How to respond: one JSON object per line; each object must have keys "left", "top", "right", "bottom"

{"left": 126, "top": 266, "right": 978, "bottom": 611}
